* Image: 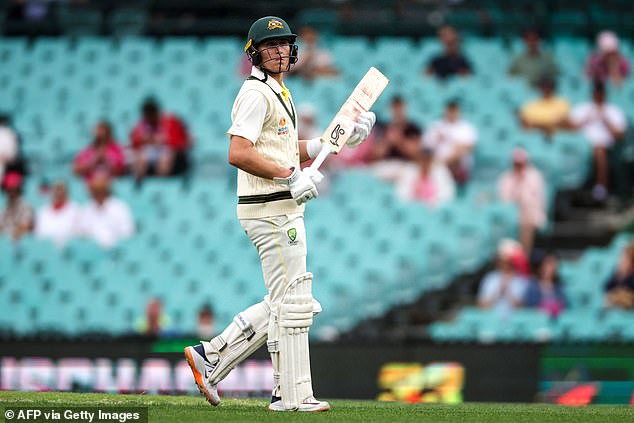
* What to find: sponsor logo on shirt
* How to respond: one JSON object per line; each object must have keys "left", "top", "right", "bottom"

{"left": 277, "top": 117, "right": 289, "bottom": 136}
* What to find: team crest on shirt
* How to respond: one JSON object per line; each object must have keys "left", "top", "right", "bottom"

{"left": 277, "top": 117, "right": 289, "bottom": 136}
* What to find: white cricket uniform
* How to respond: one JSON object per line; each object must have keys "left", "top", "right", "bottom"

{"left": 227, "top": 66, "right": 307, "bottom": 308}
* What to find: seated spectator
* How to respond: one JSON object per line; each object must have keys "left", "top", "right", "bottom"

{"left": 586, "top": 31, "right": 630, "bottom": 88}
{"left": 289, "top": 26, "right": 338, "bottom": 81}
{"left": 524, "top": 252, "right": 567, "bottom": 318}
{"left": 478, "top": 240, "right": 529, "bottom": 317}
{"left": 0, "top": 114, "right": 18, "bottom": 181}
{"left": 497, "top": 148, "right": 547, "bottom": 255}
{"left": 520, "top": 77, "right": 570, "bottom": 136}
{"left": 34, "top": 181, "right": 80, "bottom": 248}
{"left": 129, "top": 98, "right": 191, "bottom": 183}
{"left": 0, "top": 172, "right": 33, "bottom": 241}
{"left": 566, "top": 81, "right": 627, "bottom": 202}
{"left": 604, "top": 243, "right": 634, "bottom": 310}
{"left": 78, "top": 171, "right": 135, "bottom": 249}
{"left": 508, "top": 28, "right": 559, "bottom": 87}
{"left": 297, "top": 103, "right": 321, "bottom": 140}
{"left": 425, "top": 25, "right": 472, "bottom": 79}
{"left": 424, "top": 100, "right": 478, "bottom": 184}
{"left": 370, "top": 96, "right": 422, "bottom": 182}
{"left": 74, "top": 120, "right": 127, "bottom": 180}
{"left": 135, "top": 297, "right": 174, "bottom": 337}
{"left": 395, "top": 147, "right": 455, "bottom": 208}
{"left": 196, "top": 304, "right": 216, "bottom": 339}
{"left": 0, "top": 114, "right": 28, "bottom": 177}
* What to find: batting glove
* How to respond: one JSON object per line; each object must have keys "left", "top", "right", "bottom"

{"left": 274, "top": 167, "right": 319, "bottom": 205}
{"left": 346, "top": 111, "right": 376, "bottom": 148}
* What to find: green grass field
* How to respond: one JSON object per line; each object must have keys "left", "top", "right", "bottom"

{"left": 0, "top": 392, "right": 630, "bottom": 423}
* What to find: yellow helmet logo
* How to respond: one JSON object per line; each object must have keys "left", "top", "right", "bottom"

{"left": 268, "top": 19, "right": 284, "bottom": 30}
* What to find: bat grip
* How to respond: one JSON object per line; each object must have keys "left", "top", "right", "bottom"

{"left": 310, "top": 142, "right": 332, "bottom": 171}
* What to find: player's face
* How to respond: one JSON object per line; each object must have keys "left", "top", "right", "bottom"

{"left": 258, "top": 38, "right": 292, "bottom": 73}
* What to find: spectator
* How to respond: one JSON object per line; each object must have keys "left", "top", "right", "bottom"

{"left": 519, "top": 77, "right": 570, "bottom": 136}
{"left": 196, "top": 304, "right": 216, "bottom": 339}
{"left": 0, "top": 172, "right": 34, "bottom": 241}
{"left": 425, "top": 25, "right": 472, "bottom": 79}
{"left": 395, "top": 147, "right": 455, "bottom": 208}
{"left": 135, "top": 297, "right": 174, "bottom": 337}
{"left": 74, "top": 120, "right": 127, "bottom": 180}
{"left": 370, "top": 96, "right": 422, "bottom": 182}
{"left": 289, "top": 26, "right": 338, "bottom": 81}
{"left": 477, "top": 240, "right": 529, "bottom": 317}
{"left": 497, "top": 148, "right": 547, "bottom": 255}
{"left": 524, "top": 252, "right": 567, "bottom": 318}
{"left": 297, "top": 103, "right": 321, "bottom": 140}
{"left": 0, "top": 114, "right": 28, "bottom": 178}
{"left": 129, "top": 98, "right": 191, "bottom": 184}
{"left": 566, "top": 81, "right": 627, "bottom": 202}
{"left": 0, "top": 114, "right": 19, "bottom": 182}
{"left": 34, "top": 181, "right": 80, "bottom": 248}
{"left": 508, "top": 28, "right": 559, "bottom": 87}
{"left": 78, "top": 171, "right": 135, "bottom": 249}
{"left": 604, "top": 243, "right": 634, "bottom": 310}
{"left": 424, "top": 100, "right": 478, "bottom": 184}
{"left": 586, "top": 31, "right": 630, "bottom": 88}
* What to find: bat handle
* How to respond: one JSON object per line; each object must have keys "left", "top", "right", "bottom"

{"left": 310, "top": 142, "right": 331, "bottom": 171}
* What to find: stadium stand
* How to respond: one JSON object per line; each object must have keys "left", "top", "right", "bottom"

{"left": 0, "top": 28, "right": 632, "bottom": 342}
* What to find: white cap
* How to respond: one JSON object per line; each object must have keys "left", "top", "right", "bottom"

{"left": 598, "top": 30, "right": 619, "bottom": 53}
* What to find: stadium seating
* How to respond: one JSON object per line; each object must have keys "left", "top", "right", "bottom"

{"left": 0, "top": 34, "right": 631, "bottom": 341}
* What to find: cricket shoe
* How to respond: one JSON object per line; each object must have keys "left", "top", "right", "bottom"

{"left": 268, "top": 395, "right": 331, "bottom": 412}
{"left": 184, "top": 344, "right": 221, "bottom": 406}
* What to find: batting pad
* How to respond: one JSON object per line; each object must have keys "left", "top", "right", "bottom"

{"left": 273, "top": 272, "right": 315, "bottom": 410}
{"left": 201, "top": 301, "right": 270, "bottom": 386}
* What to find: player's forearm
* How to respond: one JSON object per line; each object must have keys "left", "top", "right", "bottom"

{"left": 228, "top": 147, "right": 291, "bottom": 179}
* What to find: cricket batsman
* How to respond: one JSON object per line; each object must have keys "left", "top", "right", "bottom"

{"left": 185, "top": 16, "right": 375, "bottom": 412}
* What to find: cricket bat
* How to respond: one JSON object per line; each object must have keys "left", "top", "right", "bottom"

{"left": 310, "top": 67, "right": 389, "bottom": 170}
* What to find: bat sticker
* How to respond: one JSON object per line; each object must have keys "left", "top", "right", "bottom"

{"left": 330, "top": 124, "right": 346, "bottom": 147}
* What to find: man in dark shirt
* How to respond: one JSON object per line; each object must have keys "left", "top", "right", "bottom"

{"left": 426, "top": 25, "right": 472, "bottom": 79}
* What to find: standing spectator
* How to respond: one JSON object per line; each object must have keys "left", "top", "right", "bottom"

{"left": 73, "top": 121, "right": 127, "bottom": 180}
{"left": 129, "top": 98, "right": 191, "bottom": 183}
{"left": 508, "top": 28, "right": 559, "bottom": 87}
{"left": 370, "top": 96, "right": 422, "bottom": 182}
{"left": 0, "top": 114, "right": 19, "bottom": 182}
{"left": 566, "top": 81, "right": 627, "bottom": 202}
{"left": 497, "top": 148, "right": 547, "bottom": 255}
{"left": 78, "top": 171, "right": 135, "bottom": 249}
{"left": 519, "top": 77, "right": 570, "bottom": 136}
{"left": 0, "top": 172, "right": 33, "bottom": 241}
{"left": 424, "top": 100, "right": 478, "bottom": 184}
{"left": 395, "top": 147, "right": 455, "bottom": 208}
{"left": 34, "top": 181, "right": 80, "bottom": 248}
{"left": 425, "top": 25, "right": 472, "bottom": 79}
{"left": 586, "top": 31, "right": 630, "bottom": 88}
{"left": 604, "top": 243, "right": 634, "bottom": 310}
{"left": 135, "top": 297, "right": 174, "bottom": 337}
{"left": 477, "top": 240, "right": 529, "bottom": 317}
{"left": 196, "top": 304, "right": 216, "bottom": 339}
{"left": 524, "top": 252, "right": 567, "bottom": 318}
{"left": 289, "top": 26, "right": 338, "bottom": 81}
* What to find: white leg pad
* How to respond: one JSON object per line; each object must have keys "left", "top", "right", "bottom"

{"left": 269, "top": 272, "right": 315, "bottom": 410}
{"left": 200, "top": 301, "right": 270, "bottom": 386}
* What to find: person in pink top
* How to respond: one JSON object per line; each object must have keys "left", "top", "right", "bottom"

{"left": 73, "top": 121, "right": 127, "bottom": 180}
{"left": 497, "top": 148, "right": 546, "bottom": 255}
{"left": 395, "top": 147, "right": 456, "bottom": 208}
{"left": 586, "top": 31, "right": 630, "bottom": 87}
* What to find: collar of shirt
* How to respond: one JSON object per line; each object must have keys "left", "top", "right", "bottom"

{"left": 250, "top": 66, "right": 291, "bottom": 101}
